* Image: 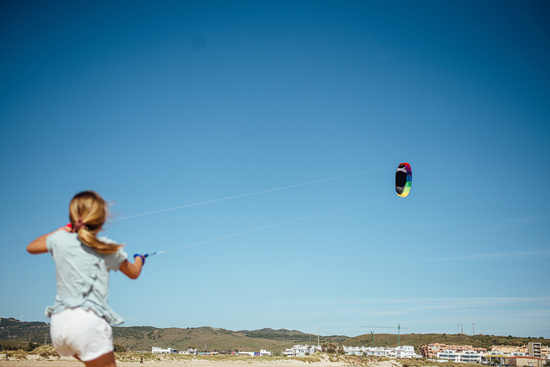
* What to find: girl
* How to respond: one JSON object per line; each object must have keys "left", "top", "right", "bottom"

{"left": 27, "top": 191, "right": 146, "bottom": 367}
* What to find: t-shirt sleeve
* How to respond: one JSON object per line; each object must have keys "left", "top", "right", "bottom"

{"left": 105, "top": 249, "right": 128, "bottom": 271}
{"left": 99, "top": 236, "right": 128, "bottom": 271}
{"left": 46, "top": 231, "right": 59, "bottom": 253}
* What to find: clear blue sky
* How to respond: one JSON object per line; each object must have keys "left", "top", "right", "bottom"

{"left": 1, "top": 0, "right": 549, "bottom": 339}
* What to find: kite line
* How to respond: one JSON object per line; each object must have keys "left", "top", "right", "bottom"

{"left": 112, "top": 166, "right": 395, "bottom": 258}
{"left": 114, "top": 167, "right": 391, "bottom": 221}
{"left": 143, "top": 196, "right": 396, "bottom": 257}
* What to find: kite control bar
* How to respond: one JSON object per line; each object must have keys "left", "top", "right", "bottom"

{"left": 134, "top": 251, "right": 165, "bottom": 265}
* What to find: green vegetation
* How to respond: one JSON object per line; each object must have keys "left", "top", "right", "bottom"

{"left": 0, "top": 317, "right": 50, "bottom": 349}
{"left": 4, "top": 349, "right": 28, "bottom": 360}
{"left": 112, "top": 325, "right": 299, "bottom": 352}
{"left": 2, "top": 317, "right": 549, "bottom": 356}
{"left": 291, "top": 354, "right": 322, "bottom": 363}
{"left": 239, "top": 328, "right": 347, "bottom": 344}
{"left": 31, "top": 345, "right": 59, "bottom": 359}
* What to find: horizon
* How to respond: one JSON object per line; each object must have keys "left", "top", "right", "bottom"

{"left": 2, "top": 317, "right": 549, "bottom": 341}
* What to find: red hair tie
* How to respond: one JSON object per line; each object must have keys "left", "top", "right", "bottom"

{"left": 73, "top": 218, "right": 86, "bottom": 231}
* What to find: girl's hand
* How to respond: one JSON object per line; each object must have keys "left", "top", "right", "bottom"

{"left": 134, "top": 254, "right": 146, "bottom": 265}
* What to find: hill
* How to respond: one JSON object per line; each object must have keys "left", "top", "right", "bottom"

{"left": 0, "top": 317, "right": 50, "bottom": 345}
{"left": 238, "top": 328, "right": 347, "bottom": 344}
{"left": 114, "top": 326, "right": 287, "bottom": 352}
{"left": 0, "top": 317, "right": 345, "bottom": 353}
{"left": 2, "top": 317, "right": 548, "bottom": 354}
{"left": 113, "top": 326, "right": 348, "bottom": 352}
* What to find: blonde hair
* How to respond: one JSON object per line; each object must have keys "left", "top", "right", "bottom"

{"left": 69, "top": 191, "right": 124, "bottom": 255}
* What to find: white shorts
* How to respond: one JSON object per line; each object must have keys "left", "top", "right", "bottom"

{"left": 50, "top": 307, "right": 114, "bottom": 362}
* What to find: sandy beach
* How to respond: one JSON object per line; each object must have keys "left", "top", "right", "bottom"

{"left": 0, "top": 354, "right": 404, "bottom": 367}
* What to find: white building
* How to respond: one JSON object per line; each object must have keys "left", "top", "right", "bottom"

{"left": 345, "top": 346, "right": 363, "bottom": 356}
{"left": 239, "top": 349, "right": 271, "bottom": 357}
{"left": 239, "top": 351, "right": 255, "bottom": 356}
{"left": 486, "top": 349, "right": 527, "bottom": 357}
{"left": 179, "top": 348, "right": 198, "bottom": 355}
{"left": 437, "top": 348, "right": 483, "bottom": 363}
{"left": 285, "top": 345, "right": 419, "bottom": 359}
{"left": 437, "top": 349, "right": 461, "bottom": 362}
{"left": 364, "top": 347, "right": 390, "bottom": 357}
{"left": 394, "top": 345, "right": 418, "bottom": 359}
{"left": 461, "top": 350, "right": 482, "bottom": 363}
{"left": 283, "top": 345, "right": 321, "bottom": 356}
{"left": 152, "top": 347, "right": 177, "bottom": 354}
{"left": 341, "top": 345, "right": 418, "bottom": 359}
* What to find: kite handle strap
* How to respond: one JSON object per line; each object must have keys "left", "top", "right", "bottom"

{"left": 133, "top": 254, "right": 147, "bottom": 265}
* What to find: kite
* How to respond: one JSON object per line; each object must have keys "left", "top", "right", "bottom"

{"left": 395, "top": 162, "right": 412, "bottom": 197}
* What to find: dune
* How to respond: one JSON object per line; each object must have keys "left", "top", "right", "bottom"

{"left": 1, "top": 354, "right": 403, "bottom": 367}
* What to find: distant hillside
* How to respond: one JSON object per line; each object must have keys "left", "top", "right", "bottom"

{"left": 0, "top": 317, "right": 50, "bottom": 345}
{"left": 0, "top": 317, "right": 343, "bottom": 353}
{"left": 2, "top": 317, "right": 548, "bottom": 354}
{"left": 113, "top": 326, "right": 298, "bottom": 352}
{"left": 115, "top": 326, "right": 347, "bottom": 352}
{"left": 238, "top": 328, "right": 347, "bottom": 344}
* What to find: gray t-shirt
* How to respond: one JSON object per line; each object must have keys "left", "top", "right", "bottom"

{"left": 46, "top": 230, "right": 128, "bottom": 325}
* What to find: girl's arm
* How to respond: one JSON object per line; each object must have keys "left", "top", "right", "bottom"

{"left": 119, "top": 256, "right": 144, "bottom": 279}
{"left": 27, "top": 226, "right": 70, "bottom": 254}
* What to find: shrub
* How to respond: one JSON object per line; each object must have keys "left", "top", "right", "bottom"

{"left": 27, "top": 342, "right": 40, "bottom": 351}
{"left": 293, "top": 355, "right": 321, "bottom": 363}
{"left": 32, "top": 345, "right": 59, "bottom": 359}
{"left": 7, "top": 349, "right": 28, "bottom": 360}
{"left": 113, "top": 343, "right": 127, "bottom": 352}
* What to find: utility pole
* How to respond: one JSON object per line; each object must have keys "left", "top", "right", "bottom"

{"left": 317, "top": 329, "right": 320, "bottom": 347}
{"left": 472, "top": 323, "right": 475, "bottom": 336}
{"left": 361, "top": 324, "right": 409, "bottom": 347}
{"left": 44, "top": 323, "right": 49, "bottom": 344}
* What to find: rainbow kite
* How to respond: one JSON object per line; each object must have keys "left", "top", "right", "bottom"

{"left": 395, "top": 162, "right": 412, "bottom": 197}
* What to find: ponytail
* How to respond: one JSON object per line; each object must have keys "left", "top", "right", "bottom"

{"left": 69, "top": 191, "right": 124, "bottom": 255}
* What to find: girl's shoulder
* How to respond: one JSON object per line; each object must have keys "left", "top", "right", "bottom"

{"left": 49, "top": 229, "right": 73, "bottom": 239}
{"left": 47, "top": 230, "right": 78, "bottom": 248}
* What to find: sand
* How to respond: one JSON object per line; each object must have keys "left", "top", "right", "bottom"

{"left": 0, "top": 354, "right": 404, "bottom": 367}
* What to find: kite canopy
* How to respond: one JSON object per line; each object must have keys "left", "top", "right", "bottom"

{"left": 395, "top": 162, "right": 412, "bottom": 197}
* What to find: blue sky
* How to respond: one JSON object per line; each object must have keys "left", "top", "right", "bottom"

{"left": 1, "top": 0, "right": 549, "bottom": 339}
